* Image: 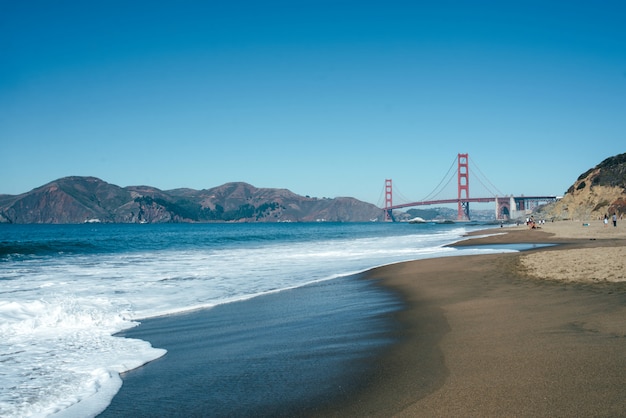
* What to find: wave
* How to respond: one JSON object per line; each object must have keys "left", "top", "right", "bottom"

{"left": 0, "top": 222, "right": 496, "bottom": 417}
{"left": 0, "top": 240, "right": 101, "bottom": 259}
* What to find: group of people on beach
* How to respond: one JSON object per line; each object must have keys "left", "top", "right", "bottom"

{"left": 603, "top": 213, "right": 618, "bottom": 227}
{"left": 526, "top": 216, "right": 544, "bottom": 229}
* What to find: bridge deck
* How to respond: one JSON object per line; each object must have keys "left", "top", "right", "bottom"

{"left": 387, "top": 196, "right": 557, "bottom": 210}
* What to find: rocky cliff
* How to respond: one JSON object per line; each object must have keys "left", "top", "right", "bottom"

{"left": 537, "top": 153, "right": 626, "bottom": 220}
{"left": 0, "top": 177, "right": 385, "bottom": 224}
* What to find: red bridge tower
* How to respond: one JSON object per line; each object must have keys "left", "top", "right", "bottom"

{"left": 384, "top": 179, "right": 393, "bottom": 221}
{"left": 457, "top": 153, "right": 470, "bottom": 220}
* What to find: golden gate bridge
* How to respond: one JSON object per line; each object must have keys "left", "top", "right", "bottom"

{"left": 382, "top": 153, "right": 557, "bottom": 222}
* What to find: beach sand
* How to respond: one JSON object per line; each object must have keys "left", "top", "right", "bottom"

{"left": 315, "top": 221, "right": 626, "bottom": 417}
{"left": 103, "top": 221, "right": 625, "bottom": 417}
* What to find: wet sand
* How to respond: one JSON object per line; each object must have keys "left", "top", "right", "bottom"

{"left": 317, "top": 221, "right": 626, "bottom": 417}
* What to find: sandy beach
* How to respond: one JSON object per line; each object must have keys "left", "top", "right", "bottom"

{"left": 99, "top": 221, "right": 625, "bottom": 418}
{"left": 316, "top": 221, "right": 626, "bottom": 417}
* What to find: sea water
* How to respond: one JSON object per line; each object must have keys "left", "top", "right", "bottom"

{"left": 0, "top": 222, "right": 511, "bottom": 417}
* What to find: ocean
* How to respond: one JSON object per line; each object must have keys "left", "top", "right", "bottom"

{"left": 0, "top": 222, "right": 511, "bottom": 417}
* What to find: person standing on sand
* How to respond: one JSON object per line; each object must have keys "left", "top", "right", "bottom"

{"left": 613, "top": 213, "right": 617, "bottom": 227}
{"left": 604, "top": 214, "right": 609, "bottom": 227}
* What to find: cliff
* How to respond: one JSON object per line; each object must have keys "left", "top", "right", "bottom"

{"left": 0, "top": 177, "right": 385, "bottom": 224}
{"left": 537, "top": 153, "right": 626, "bottom": 220}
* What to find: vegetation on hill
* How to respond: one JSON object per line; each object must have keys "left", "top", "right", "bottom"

{"left": 0, "top": 177, "right": 384, "bottom": 224}
{"left": 405, "top": 207, "right": 496, "bottom": 222}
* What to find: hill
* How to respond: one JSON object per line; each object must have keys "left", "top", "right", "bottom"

{"left": 0, "top": 177, "right": 385, "bottom": 224}
{"left": 537, "top": 153, "right": 626, "bottom": 220}
{"left": 405, "top": 207, "right": 497, "bottom": 222}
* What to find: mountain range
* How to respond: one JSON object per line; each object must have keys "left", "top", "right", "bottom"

{"left": 0, "top": 177, "right": 385, "bottom": 224}
{"left": 3, "top": 153, "right": 623, "bottom": 224}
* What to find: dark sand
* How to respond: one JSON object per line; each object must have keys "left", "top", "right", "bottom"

{"left": 315, "top": 227, "right": 626, "bottom": 417}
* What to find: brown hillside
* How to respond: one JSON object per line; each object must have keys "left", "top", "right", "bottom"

{"left": 0, "top": 178, "right": 385, "bottom": 223}
{"left": 539, "top": 153, "right": 626, "bottom": 221}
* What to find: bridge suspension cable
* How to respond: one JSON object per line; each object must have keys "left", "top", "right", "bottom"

{"left": 419, "top": 156, "right": 458, "bottom": 202}
{"left": 382, "top": 153, "right": 558, "bottom": 222}
{"left": 376, "top": 184, "right": 386, "bottom": 208}
{"left": 392, "top": 183, "right": 413, "bottom": 205}
{"left": 377, "top": 180, "right": 415, "bottom": 207}
{"left": 468, "top": 156, "right": 504, "bottom": 197}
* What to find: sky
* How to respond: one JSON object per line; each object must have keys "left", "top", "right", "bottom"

{"left": 1, "top": 1, "right": 625, "bottom": 206}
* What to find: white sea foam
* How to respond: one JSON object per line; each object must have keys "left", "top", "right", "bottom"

{"left": 0, "top": 224, "right": 511, "bottom": 417}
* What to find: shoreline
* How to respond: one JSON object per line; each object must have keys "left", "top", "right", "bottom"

{"left": 314, "top": 221, "right": 626, "bottom": 416}
{"left": 99, "top": 222, "right": 625, "bottom": 417}
{"left": 99, "top": 262, "right": 403, "bottom": 417}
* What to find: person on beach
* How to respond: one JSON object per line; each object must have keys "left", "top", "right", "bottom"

{"left": 604, "top": 214, "right": 609, "bottom": 227}
{"left": 613, "top": 213, "right": 617, "bottom": 227}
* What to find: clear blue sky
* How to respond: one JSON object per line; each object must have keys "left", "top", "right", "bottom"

{"left": 2, "top": 1, "right": 625, "bottom": 206}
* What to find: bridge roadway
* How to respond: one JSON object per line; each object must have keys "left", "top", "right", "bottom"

{"left": 387, "top": 195, "right": 558, "bottom": 211}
